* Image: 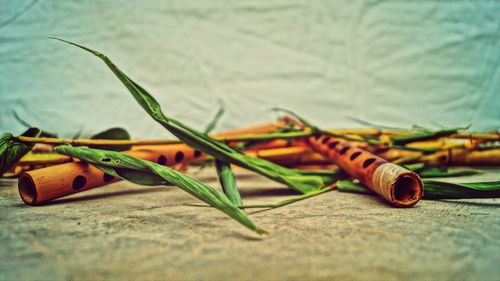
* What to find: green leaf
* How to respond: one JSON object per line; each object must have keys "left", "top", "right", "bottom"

{"left": 90, "top": 127, "right": 131, "bottom": 151}
{"left": 337, "top": 178, "right": 500, "bottom": 199}
{"left": 0, "top": 128, "right": 42, "bottom": 176}
{"left": 203, "top": 106, "right": 224, "bottom": 134}
{"left": 240, "top": 186, "right": 334, "bottom": 209}
{"left": 215, "top": 160, "right": 242, "bottom": 206}
{"left": 54, "top": 145, "right": 266, "bottom": 234}
{"left": 418, "top": 167, "right": 481, "bottom": 178}
{"left": 53, "top": 38, "right": 340, "bottom": 194}
{"left": 404, "top": 163, "right": 482, "bottom": 178}
{"left": 336, "top": 180, "right": 374, "bottom": 195}
{"left": 422, "top": 180, "right": 500, "bottom": 199}
{"left": 403, "top": 163, "right": 426, "bottom": 172}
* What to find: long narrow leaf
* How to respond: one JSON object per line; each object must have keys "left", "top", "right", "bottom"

{"left": 53, "top": 38, "right": 339, "bottom": 193}
{"left": 215, "top": 160, "right": 242, "bottom": 205}
{"left": 54, "top": 145, "right": 265, "bottom": 234}
{"left": 204, "top": 106, "right": 225, "bottom": 134}
{"left": 422, "top": 180, "right": 500, "bottom": 199}
{"left": 337, "top": 179, "right": 500, "bottom": 199}
{"left": 240, "top": 186, "right": 334, "bottom": 209}
{"left": 336, "top": 180, "right": 374, "bottom": 195}
{"left": 404, "top": 163, "right": 482, "bottom": 178}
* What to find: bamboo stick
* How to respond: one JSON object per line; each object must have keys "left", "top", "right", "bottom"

{"left": 17, "top": 153, "right": 72, "bottom": 165}
{"left": 243, "top": 139, "right": 292, "bottom": 151}
{"left": 308, "top": 135, "right": 423, "bottom": 207}
{"left": 15, "top": 136, "right": 181, "bottom": 146}
{"left": 289, "top": 164, "right": 339, "bottom": 170}
{"left": 376, "top": 149, "right": 423, "bottom": 162}
{"left": 15, "top": 121, "right": 287, "bottom": 148}
{"left": 212, "top": 121, "right": 286, "bottom": 137}
{"left": 245, "top": 146, "right": 330, "bottom": 165}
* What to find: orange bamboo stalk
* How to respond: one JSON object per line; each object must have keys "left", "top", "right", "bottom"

{"left": 308, "top": 135, "right": 423, "bottom": 207}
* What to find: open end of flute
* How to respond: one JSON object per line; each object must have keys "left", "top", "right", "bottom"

{"left": 18, "top": 173, "right": 37, "bottom": 205}
{"left": 392, "top": 174, "right": 422, "bottom": 207}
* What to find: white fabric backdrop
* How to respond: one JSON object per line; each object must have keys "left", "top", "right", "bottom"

{"left": 1, "top": 0, "right": 499, "bottom": 138}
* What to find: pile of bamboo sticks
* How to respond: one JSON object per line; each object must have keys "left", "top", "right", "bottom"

{"left": 5, "top": 120, "right": 499, "bottom": 207}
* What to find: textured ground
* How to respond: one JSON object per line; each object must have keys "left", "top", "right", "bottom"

{"left": 1, "top": 168, "right": 499, "bottom": 281}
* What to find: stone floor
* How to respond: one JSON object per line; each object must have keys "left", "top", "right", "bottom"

{"left": 1, "top": 168, "right": 499, "bottom": 281}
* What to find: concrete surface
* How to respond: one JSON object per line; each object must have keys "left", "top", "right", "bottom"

{"left": 1, "top": 168, "right": 499, "bottom": 281}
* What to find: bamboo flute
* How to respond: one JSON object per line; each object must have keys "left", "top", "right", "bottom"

{"left": 308, "top": 134, "right": 423, "bottom": 207}
{"left": 18, "top": 145, "right": 203, "bottom": 205}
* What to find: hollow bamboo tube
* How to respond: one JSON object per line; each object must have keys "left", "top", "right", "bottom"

{"left": 308, "top": 135, "right": 423, "bottom": 207}
{"left": 18, "top": 144, "right": 203, "bottom": 205}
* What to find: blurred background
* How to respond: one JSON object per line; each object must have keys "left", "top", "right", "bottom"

{"left": 1, "top": 0, "right": 499, "bottom": 138}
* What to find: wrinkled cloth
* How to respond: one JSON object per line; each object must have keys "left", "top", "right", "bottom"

{"left": 1, "top": 1, "right": 499, "bottom": 138}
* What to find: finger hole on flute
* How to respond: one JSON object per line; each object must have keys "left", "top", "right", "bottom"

{"left": 72, "top": 176, "right": 87, "bottom": 190}
{"left": 157, "top": 155, "right": 167, "bottom": 165}
{"left": 175, "top": 151, "right": 185, "bottom": 162}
